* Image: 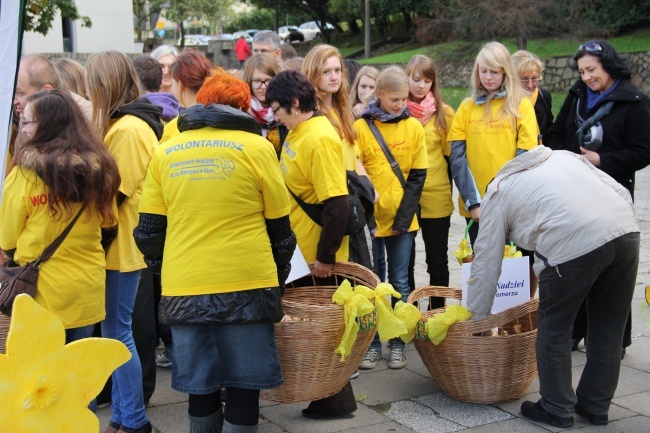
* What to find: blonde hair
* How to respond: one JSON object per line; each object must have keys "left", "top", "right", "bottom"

{"left": 54, "top": 58, "right": 86, "bottom": 97}
{"left": 302, "top": 44, "right": 356, "bottom": 143}
{"left": 511, "top": 50, "right": 545, "bottom": 78}
{"left": 86, "top": 51, "right": 142, "bottom": 137}
{"left": 471, "top": 42, "right": 525, "bottom": 126}
{"left": 405, "top": 55, "right": 448, "bottom": 134}
{"left": 283, "top": 57, "right": 303, "bottom": 71}
{"left": 241, "top": 54, "right": 281, "bottom": 98}
{"left": 349, "top": 65, "right": 379, "bottom": 112}
{"left": 376, "top": 66, "right": 409, "bottom": 95}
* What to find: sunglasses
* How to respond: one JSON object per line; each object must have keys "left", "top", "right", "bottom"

{"left": 578, "top": 42, "right": 603, "bottom": 53}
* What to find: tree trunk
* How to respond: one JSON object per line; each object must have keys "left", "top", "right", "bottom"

{"left": 517, "top": 34, "right": 527, "bottom": 50}
{"left": 401, "top": 8, "right": 412, "bottom": 32}
{"left": 348, "top": 19, "right": 360, "bottom": 36}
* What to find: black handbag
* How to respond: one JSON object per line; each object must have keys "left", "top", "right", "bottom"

{"left": 287, "top": 171, "right": 374, "bottom": 235}
{"left": 0, "top": 208, "right": 84, "bottom": 316}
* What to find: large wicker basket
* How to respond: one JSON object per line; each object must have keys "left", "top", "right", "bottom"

{"left": 407, "top": 286, "right": 538, "bottom": 404}
{"left": 261, "top": 262, "right": 379, "bottom": 403}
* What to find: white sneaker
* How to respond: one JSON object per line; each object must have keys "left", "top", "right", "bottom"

{"left": 359, "top": 349, "right": 381, "bottom": 370}
{"left": 389, "top": 347, "right": 406, "bottom": 369}
{"left": 156, "top": 353, "right": 172, "bottom": 368}
{"left": 350, "top": 370, "right": 360, "bottom": 379}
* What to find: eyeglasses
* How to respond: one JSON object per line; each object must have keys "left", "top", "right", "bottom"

{"left": 578, "top": 42, "right": 603, "bottom": 53}
{"left": 253, "top": 48, "right": 272, "bottom": 54}
{"left": 251, "top": 79, "right": 271, "bottom": 88}
{"left": 520, "top": 76, "right": 542, "bottom": 85}
{"left": 271, "top": 105, "right": 281, "bottom": 115}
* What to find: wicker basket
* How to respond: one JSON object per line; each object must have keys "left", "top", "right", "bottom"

{"left": 261, "top": 262, "right": 379, "bottom": 403}
{"left": 407, "top": 286, "right": 538, "bottom": 404}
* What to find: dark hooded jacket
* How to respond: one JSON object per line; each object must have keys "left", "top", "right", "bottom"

{"left": 545, "top": 78, "right": 650, "bottom": 198}
{"left": 133, "top": 104, "right": 296, "bottom": 326}
{"left": 111, "top": 98, "right": 164, "bottom": 141}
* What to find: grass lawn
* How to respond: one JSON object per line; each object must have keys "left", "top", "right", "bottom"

{"left": 440, "top": 87, "right": 566, "bottom": 117}
{"left": 357, "top": 29, "right": 650, "bottom": 64}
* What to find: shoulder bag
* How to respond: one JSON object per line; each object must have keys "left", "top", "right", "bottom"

{"left": 0, "top": 207, "right": 84, "bottom": 316}
{"left": 287, "top": 169, "right": 372, "bottom": 235}
{"left": 364, "top": 118, "right": 407, "bottom": 188}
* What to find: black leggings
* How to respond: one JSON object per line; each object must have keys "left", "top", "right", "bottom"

{"left": 188, "top": 388, "right": 260, "bottom": 426}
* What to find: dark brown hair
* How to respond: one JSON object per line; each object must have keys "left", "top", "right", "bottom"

{"left": 18, "top": 90, "right": 120, "bottom": 224}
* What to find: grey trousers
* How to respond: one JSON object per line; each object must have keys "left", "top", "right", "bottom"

{"left": 537, "top": 232, "right": 639, "bottom": 417}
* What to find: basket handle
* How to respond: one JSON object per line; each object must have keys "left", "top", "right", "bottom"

{"left": 407, "top": 286, "right": 463, "bottom": 305}
{"left": 446, "top": 298, "right": 539, "bottom": 335}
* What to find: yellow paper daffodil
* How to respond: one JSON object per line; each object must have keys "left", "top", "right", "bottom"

{"left": 425, "top": 304, "right": 472, "bottom": 345}
{"left": 332, "top": 280, "right": 375, "bottom": 361}
{"left": 372, "top": 283, "right": 408, "bottom": 341}
{"left": 504, "top": 244, "right": 522, "bottom": 259}
{"left": 394, "top": 301, "right": 421, "bottom": 344}
{"left": 455, "top": 237, "right": 474, "bottom": 265}
{"left": 0, "top": 294, "right": 131, "bottom": 433}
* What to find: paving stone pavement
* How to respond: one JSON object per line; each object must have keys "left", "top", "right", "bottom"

{"left": 98, "top": 167, "right": 650, "bottom": 432}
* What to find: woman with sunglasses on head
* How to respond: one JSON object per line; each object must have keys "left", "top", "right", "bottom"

{"left": 511, "top": 50, "right": 553, "bottom": 141}
{"left": 242, "top": 54, "right": 287, "bottom": 158}
{"left": 546, "top": 40, "right": 650, "bottom": 362}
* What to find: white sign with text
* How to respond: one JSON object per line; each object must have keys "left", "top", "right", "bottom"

{"left": 461, "top": 256, "right": 530, "bottom": 314}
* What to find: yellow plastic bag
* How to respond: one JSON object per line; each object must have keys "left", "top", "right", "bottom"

{"left": 332, "top": 280, "right": 375, "bottom": 361}
{"left": 425, "top": 305, "right": 472, "bottom": 345}
{"left": 394, "top": 301, "right": 421, "bottom": 343}
{"left": 372, "top": 283, "right": 408, "bottom": 341}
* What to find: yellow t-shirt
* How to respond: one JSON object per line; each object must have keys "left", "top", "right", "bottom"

{"left": 104, "top": 114, "right": 158, "bottom": 271}
{"left": 139, "top": 127, "right": 290, "bottom": 296}
{"left": 354, "top": 117, "right": 429, "bottom": 237}
{"left": 160, "top": 116, "right": 180, "bottom": 144}
{"left": 279, "top": 115, "right": 349, "bottom": 262}
{"left": 447, "top": 97, "right": 538, "bottom": 217}
{"left": 0, "top": 168, "right": 106, "bottom": 329}
{"left": 420, "top": 104, "right": 455, "bottom": 219}
{"left": 328, "top": 109, "right": 358, "bottom": 171}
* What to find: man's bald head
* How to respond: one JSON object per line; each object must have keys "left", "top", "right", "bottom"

{"left": 14, "top": 55, "right": 62, "bottom": 115}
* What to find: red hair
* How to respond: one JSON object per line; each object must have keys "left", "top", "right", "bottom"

{"left": 196, "top": 68, "right": 251, "bottom": 111}
{"left": 170, "top": 50, "right": 213, "bottom": 93}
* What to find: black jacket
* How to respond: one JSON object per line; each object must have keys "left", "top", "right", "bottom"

{"left": 535, "top": 87, "right": 554, "bottom": 142}
{"left": 545, "top": 78, "right": 650, "bottom": 198}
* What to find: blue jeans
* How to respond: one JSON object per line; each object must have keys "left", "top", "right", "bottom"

{"left": 537, "top": 233, "right": 639, "bottom": 418}
{"left": 372, "top": 237, "right": 387, "bottom": 282}
{"left": 65, "top": 323, "right": 95, "bottom": 343}
{"left": 370, "top": 232, "right": 414, "bottom": 351}
{"left": 102, "top": 270, "right": 148, "bottom": 430}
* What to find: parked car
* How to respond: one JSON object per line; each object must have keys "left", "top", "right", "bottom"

{"left": 178, "top": 34, "right": 212, "bottom": 46}
{"left": 298, "top": 21, "right": 335, "bottom": 41}
{"left": 215, "top": 33, "right": 234, "bottom": 40}
{"left": 278, "top": 26, "right": 305, "bottom": 44}
{"left": 232, "top": 29, "right": 260, "bottom": 44}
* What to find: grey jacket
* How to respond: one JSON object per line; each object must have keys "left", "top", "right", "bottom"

{"left": 467, "top": 146, "right": 639, "bottom": 319}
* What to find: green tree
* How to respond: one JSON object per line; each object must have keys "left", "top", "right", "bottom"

{"left": 24, "top": 0, "right": 92, "bottom": 35}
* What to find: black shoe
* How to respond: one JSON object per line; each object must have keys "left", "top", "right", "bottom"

{"left": 521, "top": 400, "right": 574, "bottom": 428}
{"left": 119, "top": 421, "right": 152, "bottom": 433}
{"left": 575, "top": 402, "right": 608, "bottom": 425}
{"left": 621, "top": 347, "right": 626, "bottom": 360}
